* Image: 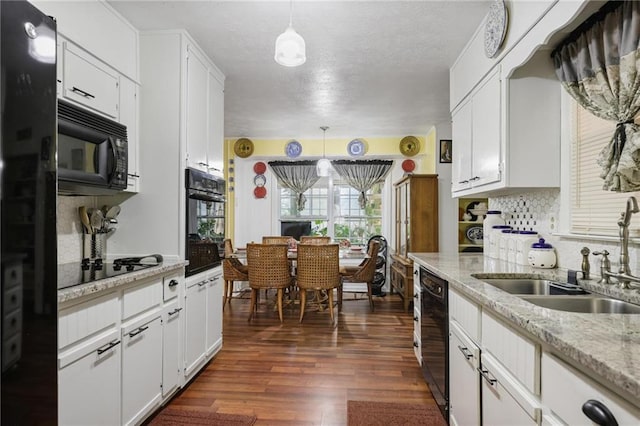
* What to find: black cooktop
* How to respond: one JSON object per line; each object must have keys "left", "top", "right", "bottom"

{"left": 57, "top": 255, "right": 163, "bottom": 290}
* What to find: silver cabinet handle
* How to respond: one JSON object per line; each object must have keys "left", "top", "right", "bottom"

{"left": 168, "top": 279, "right": 179, "bottom": 287}
{"left": 477, "top": 367, "right": 497, "bottom": 386}
{"left": 457, "top": 345, "right": 473, "bottom": 360}
{"left": 71, "top": 86, "right": 95, "bottom": 98}
{"left": 469, "top": 176, "right": 481, "bottom": 182}
{"left": 458, "top": 180, "right": 469, "bottom": 184}
{"left": 168, "top": 308, "right": 183, "bottom": 316}
{"left": 97, "top": 340, "right": 121, "bottom": 355}
{"left": 198, "top": 280, "right": 207, "bottom": 287}
{"left": 128, "top": 325, "right": 149, "bottom": 338}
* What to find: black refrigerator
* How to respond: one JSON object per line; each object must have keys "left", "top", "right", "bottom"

{"left": 1, "top": 1, "right": 58, "bottom": 423}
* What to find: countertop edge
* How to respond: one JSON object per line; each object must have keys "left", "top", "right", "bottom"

{"left": 58, "top": 260, "right": 189, "bottom": 304}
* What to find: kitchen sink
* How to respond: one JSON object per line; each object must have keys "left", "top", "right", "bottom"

{"left": 478, "top": 278, "right": 589, "bottom": 295}
{"left": 520, "top": 295, "right": 640, "bottom": 314}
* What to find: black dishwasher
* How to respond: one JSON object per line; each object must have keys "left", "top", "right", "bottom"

{"left": 420, "top": 266, "right": 449, "bottom": 422}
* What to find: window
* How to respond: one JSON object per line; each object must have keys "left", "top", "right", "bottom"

{"left": 570, "top": 100, "right": 640, "bottom": 236}
{"left": 278, "top": 173, "right": 384, "bottom": 246}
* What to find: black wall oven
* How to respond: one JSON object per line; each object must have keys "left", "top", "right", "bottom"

{"left": 185, "top": 168, "right": 224, "bottom": 277}
{"left": 420, "top": 266, "right": 449, "bottom": 422}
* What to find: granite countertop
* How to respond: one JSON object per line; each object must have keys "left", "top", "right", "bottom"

{"left": 408, "top": 252, "right": 640, "bottom": 405}
{"left": 58, "top": 260, "right": 189, "bottom": 304}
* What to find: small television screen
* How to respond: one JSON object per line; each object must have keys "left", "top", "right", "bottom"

{"left": 280, "top": 221, "right": 312, "bottom": 241}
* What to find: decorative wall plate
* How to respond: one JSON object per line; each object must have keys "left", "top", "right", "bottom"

{"left": 254, "top": 186, "right": 267, "bottom": 198}
{"left": 399, "top": 136, "right": 420, "bottom": 157}
{"left": 234, "top": 138, "right": 254, "bottom": 158}
{"left": 285, "top": 140, "right": 302, "bottom": 158}
{"left": 253, "top": 174, "right": 266, "bottom": 187}
{"left": 347, "top": 139, "right": 366, "bottom": 157}
{"left": 466, "top": 225, "right": 483, "bottom": 242}
{"left": 253, "top": 161, "right": 266, "bottom": 174}
{"left": 484, "top": 0, "right": 508, "bottom": 58}
{"left": 401, "top": 159, "right": 416, "bottom": 173}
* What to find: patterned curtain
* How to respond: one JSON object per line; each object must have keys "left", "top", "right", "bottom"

{"left": 331, "top": 160, "right": 393, "bottom": 208}
{"left": 551, "top": 1, "right": 640, "bottom": 192}
{"left": 268, "top": 160, "right": 320, "bottom": 211}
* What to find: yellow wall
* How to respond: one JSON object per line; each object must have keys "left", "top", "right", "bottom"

{"left": 224, "top": 131, "right": 438, "bottom": 240}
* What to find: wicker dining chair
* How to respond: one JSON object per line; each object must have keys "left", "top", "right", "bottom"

{"left": 296, "top": 243, "right": 342, "bottom": 323}
{"left": 262, "top": 236, "right": 292, "bottom": 245}
{"left": 340, "top": 241, "right": 380, "bottom": 312}
{"left": 222, "top": 239, "right": 248, "bottom": 309}
{"left": 246, "top": 243, "right": 294, "bottom": 322}
{"left": 300, "top": 236, "right": 331, "bottom": 245}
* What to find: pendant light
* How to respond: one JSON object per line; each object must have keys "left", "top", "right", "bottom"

{"left": 317, "top": 126, "right": 331, "bottom": 177}
{"left": 274, "top": 0, "right": 306, "bottom": 67}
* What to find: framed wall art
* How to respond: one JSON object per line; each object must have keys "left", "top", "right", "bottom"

{"left": 439, "top": 139, "right": 452, "bottom": 163}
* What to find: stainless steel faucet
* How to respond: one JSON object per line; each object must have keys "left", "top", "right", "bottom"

{"left": 605, "top": 196, "right": 640, "bottom": 289}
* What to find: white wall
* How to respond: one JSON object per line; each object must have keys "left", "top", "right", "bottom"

{"left": 435, "top": 122, "right": 458, "bottom": 254}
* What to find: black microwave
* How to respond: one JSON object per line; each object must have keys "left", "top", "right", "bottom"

{"left": 57, "top": 99, "right": 128, "bottom": 195}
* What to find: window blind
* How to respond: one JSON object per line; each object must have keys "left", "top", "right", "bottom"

{"left": 571, "top": 101, "right": 640, "bottom": 236}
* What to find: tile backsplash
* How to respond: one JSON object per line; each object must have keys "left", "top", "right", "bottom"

{"left": 490, "top": 189, "right": 638, "bottom": 274}
{"left": 57, "top": 195, "right": 95, "bottom": 264}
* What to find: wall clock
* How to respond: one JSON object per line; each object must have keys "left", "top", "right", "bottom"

{"left": 347, "top": 139, "right": 366, "bottom": 157}
{"left": 399, "top": 136, "right": 420, "bottom": 157}
{"left": 285, "top": 140, "right": 302, "bottom": 158}
{"left": 234, "top": 138, "right": 254, "bottom": 158}
{"left": 484, "top": 0, "right": 508, "bottom": 58}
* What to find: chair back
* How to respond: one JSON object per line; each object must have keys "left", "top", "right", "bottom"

{"left": 296, "top": 244, "right": 340, "bottom": 290}
{"left": 223, "top": 257, "right": 248, "bottom": 281}
{"left": 223, "top": 239, "right": 234, "bottom": 257}
{"left": 262, "top": 236, "right": 291, "bottom": 245}
{"left": 300, "top": 236, "right": 331, "bottom": 245}
{"left": 349, "top": 241, "right": 380, "bottom": 283}
{"left": 246, "top": 243, "right": 291, "bottom": 289}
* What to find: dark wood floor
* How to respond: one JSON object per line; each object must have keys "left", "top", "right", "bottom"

{"left": 163, "top": 291, "right": 434, "bottom": 425}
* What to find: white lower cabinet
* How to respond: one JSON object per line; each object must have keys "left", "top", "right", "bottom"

{"left": 449, "top": 321, "right": 480, "bottom": 426}
{"left": 480, "top": 353, "right": 540, "bottom": 425}
{"left": 185, "top": 274, "right": 208, "bottom": 379}
{"left": 206, "top": 270, "right": 223, "bottom": 355}
{"left": 162, "top": 299, "right": 183, "bottom": 397}
{"left": 185, "top": 267, "right": 224, "bottom": 381}
{"left": 58, "top": 330, "right": 121, "bottom": 426}
{"left": 541, "top": 352, "right": 640, "bottom": 425}
{"left": 122, "top": 314, "right": 163, "bottom": 425}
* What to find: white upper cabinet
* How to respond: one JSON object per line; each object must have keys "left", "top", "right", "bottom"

{"left": 186, "top": 46, "right": 210, "bottom": 171}
{"left": 119, "top": 77, "right": 140, "bottom": 193}
{"left": 208, "top": 74, "right": 225, "bottom": 173}
{"left": 62, "top": 41, "right": 119, "bottom": 119}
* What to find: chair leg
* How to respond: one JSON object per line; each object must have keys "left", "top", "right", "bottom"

{"left": 328, "top": 290, "right": 334, "bottom": 322}
{"left": 223, "top": 280, "right": 229, "bottom": 309}
{"left": 248, "top": 288, "right": 257, "bottom": 321}
{"left": 299, "top": 289, "right": 307, "bottom": 323}
{"left": 338, "top": 284, "right": 343, "bottom": 311}
{"left": 277, "top": 288, "right": 284, "bottom": 322}
{"left": 367, "top": 281, "right": 374, "bottom": 312}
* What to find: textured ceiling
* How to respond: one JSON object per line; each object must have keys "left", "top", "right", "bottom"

{"left": 108, "top": 1, "right": 491, "bottom": 139}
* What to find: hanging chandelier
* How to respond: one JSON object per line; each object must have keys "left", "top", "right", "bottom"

{"left": 274, "top": 0, "right": 306, "bottom": 67}
{"left": 317, "top": 126, "right": 331, "bottom": 177}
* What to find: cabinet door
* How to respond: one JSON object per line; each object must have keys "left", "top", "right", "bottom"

{"left": 449, "top": 322, "right": 480, "bottom": 426}
{"left": 163, "top": 300, "right": 183, "bottom": 397}
{"left": 399, "top": 184, "right": 407, "bottom": 256}
{"left": 471, "top": 69, "right": 501, "bottom": 188}
{"left": 122, "top": 316, "right": 163, "bottom": 425}
{"left": 186, "top": 46, "right": 209, "bottom": 170}
{"left": 59, "top": 331, "right": 121, "bottom": 426}
{"left": 452, "top": 99, "right": 472, "bottom": 193}
{"left": 208, "top": 74, "right": 224, "bottom": 172}
{"left": 120, "top": 77, "right": 139, "bottom": 193}
{"left": 63, "top": 42, "right": 119, "bottom": 119}
{"left": 184, "top": 279, "right": 207, "bottom": 378}
{"left": 206, "top": 270, "right": 223, "bottom": 355}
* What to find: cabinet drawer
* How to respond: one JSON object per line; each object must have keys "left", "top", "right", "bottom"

{"left": 2, "top": 309, "right": 22, "bottom": 338}
{"left": 449, "top": 289, "right": 480, "bottom": 343}
{"left": 122, "top": 277, "right": 162, "bottom": 320}
{"left": 542, "top": 352, "right": 640, "bottom": 425}
{"left": 481, "top": 311, "right": 538, "bottom": 393}
{"left": 163, "top": 272, "right": 183, "bottom": 302}
{"left": 3, "top": 286, "right": 22, "bottom": 313}
{"left": 481, "top": 353, "right": 541, "bottom": 425}
{"left": 63, "top": 42, "right": 118, "bottom": 119}
{"left": 59, "top": 292, "right": 119, "bottom": 349}
{"left": 3, "top": 262, "right": 22, "bottom": 289}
